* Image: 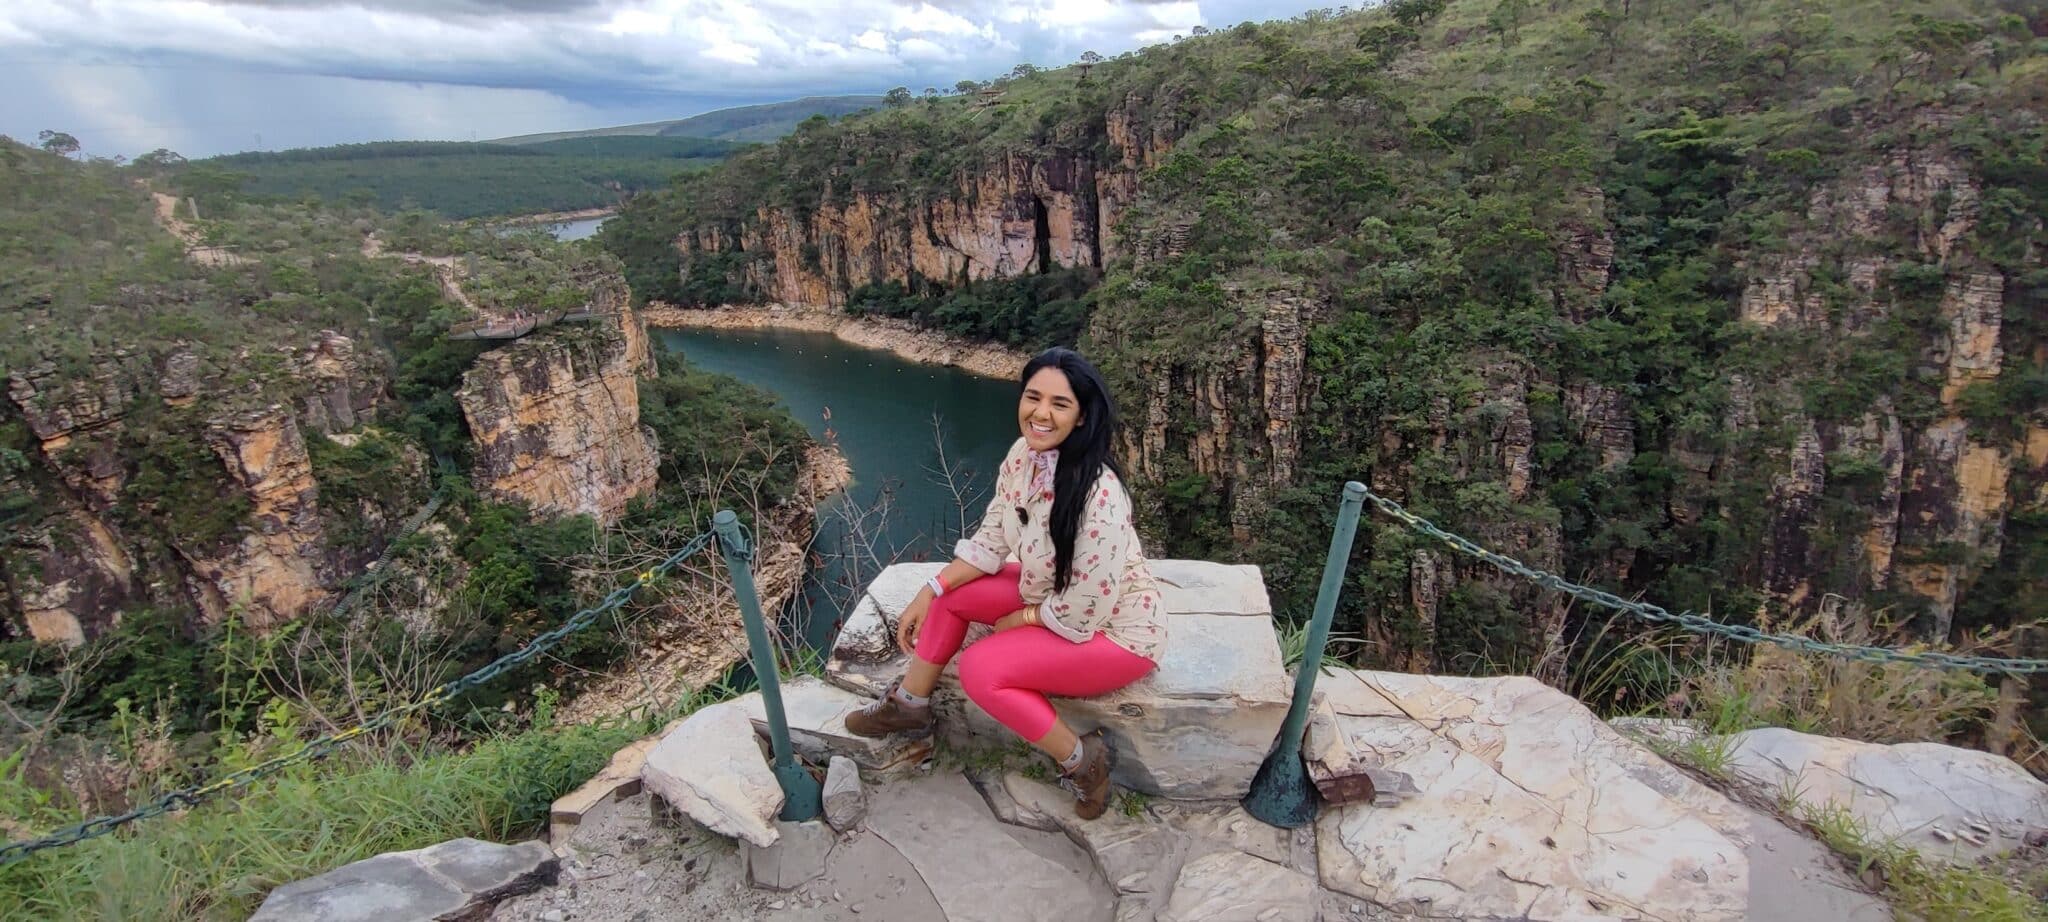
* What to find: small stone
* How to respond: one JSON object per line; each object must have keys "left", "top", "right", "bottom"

{"left": 541, "top": 911, "right": 566, "bottom": 922}
{"left": 1350, "top": 904, "right": 1362, "bottom": 913}
{"left": 824, "top": 756, "right": 868, "bottom": 831}
{"left": 1116, "top": 872, "right": 1148, "bottom": 891}
{"left": 769, "top": 900, "right": 786, "bottom": 910}
{"left": 2025, "top": 830, "right": 2048, "bottom": 848}
{"left": 850, "top": 903, "right": 865, "bottom": 913}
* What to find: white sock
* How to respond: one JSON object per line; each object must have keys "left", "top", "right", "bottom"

{"left": 892, "top": 685, "right": 928, "bottom": 707}
{"left": 1059, "top": 739, "right": 1085, "bottom": 773}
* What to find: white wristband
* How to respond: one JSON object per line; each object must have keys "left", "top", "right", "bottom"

{"left": 927, "top": 575, "right": 947, "bottom": 598}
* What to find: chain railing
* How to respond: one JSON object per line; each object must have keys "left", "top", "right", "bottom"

{"left": 1357, "top": 485, "right": 2048, "bottom": 676}
{"left": 0, "top": 528, "right": 720, "bottom": 866}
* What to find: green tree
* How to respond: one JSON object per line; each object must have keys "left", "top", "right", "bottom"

{"left": 884, "top": 87, "right": 913, "bottom": 108}
{"left": 36, "top": 130, "right": 79, "bottom": 158}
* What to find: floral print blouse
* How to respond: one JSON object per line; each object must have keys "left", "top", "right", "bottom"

{"left": 952, "top": 437, "right": 1168, "bottom": 662}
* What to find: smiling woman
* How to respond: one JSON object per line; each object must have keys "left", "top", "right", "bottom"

{"left": 844, "top": 346, "right": 1168, "bottom": 821}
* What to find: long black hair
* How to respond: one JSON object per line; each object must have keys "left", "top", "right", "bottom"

{"left": 1021, "top": 347, "right": 1124, "bottom": 594}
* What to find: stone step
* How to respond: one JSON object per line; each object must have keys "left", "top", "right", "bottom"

{"left": 826, "top": 561, "right": 1292, "bottom": 801}
{"left": 250, "top": 838, "right": 555, "bottom": 922}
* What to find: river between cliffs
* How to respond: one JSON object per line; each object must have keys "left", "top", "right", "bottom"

{"left": 655, "top": 326, "right": 1020, "bottom": 652}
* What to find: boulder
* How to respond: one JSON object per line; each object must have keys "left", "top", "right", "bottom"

{"left": 640, "top": 695, "right": 784, "bottom": 847}
{"left": 823, "top": 755, "right": 867, "bottom": 831}
{"left": 740, "top": 676, "right": 932, "bottom": 773}
{"left": 1310, "top": 669, "right": 1878, "bottom": 921}
{"left": 826, "top": 561, "right": 1291, "bottom": 800}
{"left": 742, "top": 819, "right": 835, "bottom": 890}
{"left": 1723, "top": 726, "right": 2048, "bottom": 863}
{"left": 251, "top": 838, "right": 554, "bottom": 922}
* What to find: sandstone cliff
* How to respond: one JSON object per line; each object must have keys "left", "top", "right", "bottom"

{"left": 674, "top": 97, "right": 1179, "bottom": 308}
{"left": 2, "top": 334, "right": 400, "bottom": 643}
{"left": 457, "top": 310, "right": 660, "bottom": 523}
{"left": 653, "top": 108, "right": 2040, "bottom": 672}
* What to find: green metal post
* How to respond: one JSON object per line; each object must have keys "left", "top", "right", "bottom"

{"left": 713, "top": 509, "right": 822, "bottom": 822}
{"left": 1243, "top": 481, "right": 1368, "bottom": 829}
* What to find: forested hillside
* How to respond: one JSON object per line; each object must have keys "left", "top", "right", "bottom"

{"left": 607, "top": 0, "right": 2047, "bottom": 710}
{"left": 0, "top": 142, "right": 811, "bottom": 854}
{"left": 176, "top": 136, "right": 746, "bottom": 219}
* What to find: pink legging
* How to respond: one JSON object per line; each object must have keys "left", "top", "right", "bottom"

{"left": 916, "top": 564, "right": 1155, "bottom": 741}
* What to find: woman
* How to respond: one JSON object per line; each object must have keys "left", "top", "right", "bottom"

{"left": 845, "top": 347, "right": 1167, "bottom": 819}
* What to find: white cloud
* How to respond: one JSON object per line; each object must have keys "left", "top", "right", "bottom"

{"left": 0, "top": 0, "right": 1331, "bottom": 155}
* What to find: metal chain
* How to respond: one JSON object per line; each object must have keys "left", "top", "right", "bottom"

{"left": 0, "top": 529, "right": 719, "bottom": 867}
{"left": 1356, "top": 486, "right": 2048, "bottom": 676}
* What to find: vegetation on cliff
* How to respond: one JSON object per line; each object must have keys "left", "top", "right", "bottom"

{"left": 606, "top": 0, "right": 2047, "bottom": 740}
{"left": 0, "top": 142, "right": 817, "bottom": 878}
{"left": 173, "top": 136, "right": 744, "bottom": 220}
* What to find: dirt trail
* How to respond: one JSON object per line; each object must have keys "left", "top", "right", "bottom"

{"left": 150, "top": 192, "right": 246, "bottom": 267}
{"left": 360, "top": 232, "right": 479, "bottom": 314}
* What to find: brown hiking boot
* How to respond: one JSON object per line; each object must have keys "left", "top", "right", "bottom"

{"left": 844, "top": 679, "right": 933, "bottom": 738}
{"left": 1059, "top": 729, "right": 1114, "bottom": 820}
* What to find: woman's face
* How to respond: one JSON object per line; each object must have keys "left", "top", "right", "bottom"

{"left": 1020, "top": 366, "right": 1083, "bottom": 452}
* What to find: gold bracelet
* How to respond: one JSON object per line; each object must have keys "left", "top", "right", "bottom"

{"left": 1025, "top": 607, "right": 1040, "bottom": 627}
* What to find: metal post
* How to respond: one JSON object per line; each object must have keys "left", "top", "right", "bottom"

{"left": 1244, "top": 481, "right": 1368, "bottom": 829}
{"left": 713, "top": 509, "right": 822, "bottom": 822}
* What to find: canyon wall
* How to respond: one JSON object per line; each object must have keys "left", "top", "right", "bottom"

{"left": 458, "top": 310, "right": 660, "bottom": 523}
{"left": 658, "top": 95, "right": 2040, "bottom": 669}
{"left": 2, "top": 334, "right": 397, "bottom": 643}
{"left": 674, "top": 97, "right": 1180, "bottom": 308}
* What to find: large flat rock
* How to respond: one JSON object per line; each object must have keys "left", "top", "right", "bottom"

{"left": 1724, "top": 726, "right": 2048, "bottom": 863}
{"left": 985, "top": 771, "right": 1306, "bottom": 922}
{"left": 827, "top": 562, "right": 1290, "bottom": 800}
{"left": 252, "top": 837, "right": 554, "bottom": 922}
{"left": 865, "top": 771, "right": 1114, "bottom": 922}
{"left": 641, "top": 695, "right": 785, "bottom": 847}
{"left": 1311, "top": 669, "right": 1884, "bottom": 921}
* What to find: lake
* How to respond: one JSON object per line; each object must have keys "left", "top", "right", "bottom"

{"left": 654, "top": 326, "right": 1022, "bottom": 651}
{"left": 548, "top": 216, "right": 609, "bottom": 241}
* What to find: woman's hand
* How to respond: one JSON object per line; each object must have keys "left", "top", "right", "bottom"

{"left": 991, "top": 607, "right": 1037, "bottom": 633}
{"left": 895, "top": 593, "right": 932, "bottom": 654}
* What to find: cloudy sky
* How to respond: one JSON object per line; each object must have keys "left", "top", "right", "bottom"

{"left": 0, "top": 0, "right": 1323, "bottom": 159}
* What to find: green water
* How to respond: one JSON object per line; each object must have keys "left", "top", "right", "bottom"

{"left": 655, "top": 326, "right": 1022, "bottom": 650}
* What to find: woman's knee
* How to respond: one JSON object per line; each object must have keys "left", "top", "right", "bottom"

{"left": 956, "top": 643, "right": 996, "bottom": 702}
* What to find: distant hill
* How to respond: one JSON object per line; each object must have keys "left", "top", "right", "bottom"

{"left": 492, "top": 96, "right": 886, "bottom": 145}
{"left": 183, "top": 137, "right": 747, "bottom": 220}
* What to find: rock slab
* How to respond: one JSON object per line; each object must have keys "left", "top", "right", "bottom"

{"left": 1314, "top": 670, "right": 1757, "bottom": 920}
{"left": 824, "top": 755, "right": 867, "bottom": 831}
{"left": 743, "top": 819, "right": 836, "bottom": 890}
{"left": 741, "top": 675, "right": 932, "bottom": 773}
{"left": 251, "top": 837, "right": 555, "bottom": 922}
{"left": 866, "top": 771, "right": 1115, "bottom": 922}
{"left": 641, "top": 695, "right": 785, "bottom": 847}
{"left": 1724, "top": 726, "right": 2048, "bottom": 863}
{"left": 828, "top": 561, "right": 1291, "bottom": 800}
{"left": 1157, "top": 850, "right": 1318, "bottom": 922}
